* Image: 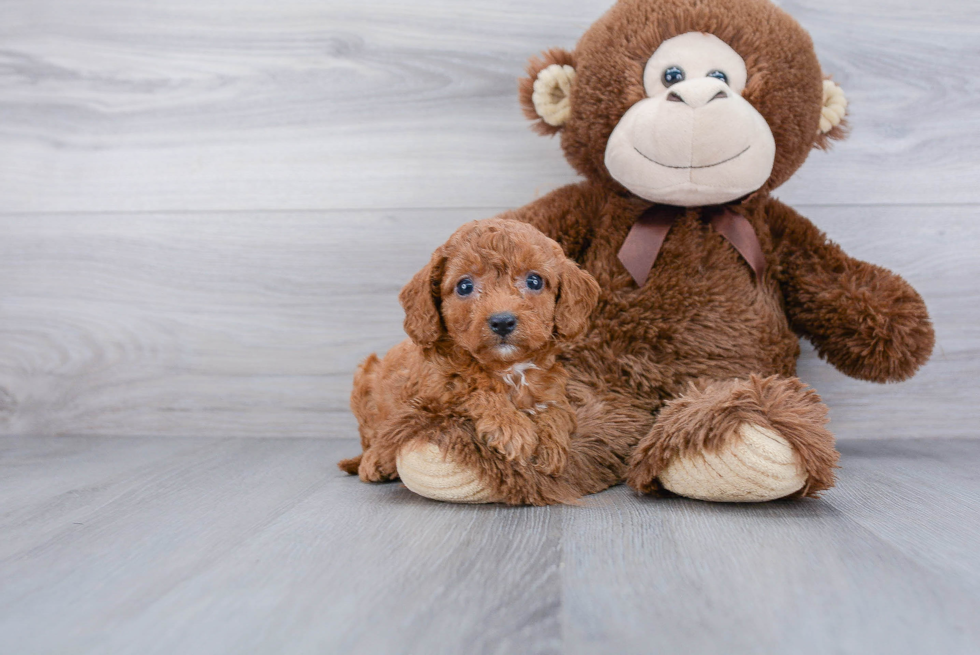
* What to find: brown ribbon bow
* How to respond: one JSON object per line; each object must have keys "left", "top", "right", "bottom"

{"left": 617, "top": 205, "right": 767, "bottom": 287}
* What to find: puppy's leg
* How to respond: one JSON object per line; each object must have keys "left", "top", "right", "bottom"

{"left": 338, "top": 454, "right": 362, "bottom": 475}
{"left": 529, "top": 401, "right": 575, "bottom": 476}
{"left": 396, "top": 414, "right": 581, "bottom": 506}
{"left": 395, "top": 382, "right": 652, "bottom": 505}
{"left": 357, "top": 448, "right": 398, "bottom": 482}
{"left": 468, "top": 392, "right": 537, "bottom": 462}
{"left": 355, "top": 406, "right": 464, "bottom": 483}
{"left": 339, "top": 353, "right": 382, "bottom": 474}
{"left": 350, "top": 353, "right": 381, "bottom": 447}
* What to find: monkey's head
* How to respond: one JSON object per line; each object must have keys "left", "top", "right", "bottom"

{"left": 519, "top": 0, "right": 848, "bottom": 207}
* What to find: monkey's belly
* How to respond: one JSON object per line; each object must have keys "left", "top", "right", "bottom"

{"left": 568, "top": 285, "right": 799, "bottom": 407}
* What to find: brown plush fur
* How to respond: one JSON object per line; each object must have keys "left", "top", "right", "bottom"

{"left": 521, "top": 0, "right": 839, "bottom": 197}
{"left": 520, "top": 48, "right": 577, "bottom": 136}
{"left": 625, "top": 375, "right": 839, "bottom": 497}
{"left": 339, "top": 219, "right": 601, "bottom": 495}
{"left": 350, "top": 0, "right": 935, "bottom": 505}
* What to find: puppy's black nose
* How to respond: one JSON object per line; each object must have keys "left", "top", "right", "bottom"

{"left": 488, "top": 312, "right": 518, "bottom": 337}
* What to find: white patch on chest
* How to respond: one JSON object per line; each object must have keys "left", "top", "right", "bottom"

{"left": 500, "top": 361, "right": 539, "bottom": 390}
{"left": 522, "top": 401, "right": 554, "bottom": 416}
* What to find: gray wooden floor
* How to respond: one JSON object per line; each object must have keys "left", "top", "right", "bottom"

{"left": 2, "top": 437, "right": 979, "bottom": 654}
{"left": 1, "top": 0, "right": 979, "bottom": 652}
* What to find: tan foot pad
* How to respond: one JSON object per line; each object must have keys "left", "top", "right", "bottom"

{"left": 659, "top": 423, "right": 807, "bottom": 502}
{"left": 395, "top": 443, "right": 496, "bottom": 504}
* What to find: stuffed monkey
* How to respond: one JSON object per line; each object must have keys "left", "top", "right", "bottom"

{"left": 385, "top": 0, "right": 934, "bottom": 504}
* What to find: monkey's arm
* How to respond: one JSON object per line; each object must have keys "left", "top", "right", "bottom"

{"left": 764, "top": 198, "right": 934, "bottom": 383}
{"left": 499, "top": 181, "right": 605, "bottom": 261}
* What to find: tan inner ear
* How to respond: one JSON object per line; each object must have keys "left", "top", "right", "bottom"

{"left": 819, "top": 80, "right": 848, "bottom": 134}
{"left": 532, "top": 64, "right": 576, "bottom": 127}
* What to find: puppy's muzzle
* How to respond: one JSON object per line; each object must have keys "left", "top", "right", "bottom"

{"left": 488, "top": 312, "right": 518, "bottom": 338}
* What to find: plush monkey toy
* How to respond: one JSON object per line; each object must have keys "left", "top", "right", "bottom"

{"left": 386, "top": 0, "right": 935, "bottom": 505}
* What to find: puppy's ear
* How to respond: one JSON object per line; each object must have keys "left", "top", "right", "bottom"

{"left": 554, "top": 259, "right": 599, "bottom": 340}
{"left": 399, "top": 249, "right": 447, "bottom": 347}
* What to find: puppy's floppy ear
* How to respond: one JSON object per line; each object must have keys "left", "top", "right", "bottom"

{"left": 554, "top": 259, "right": 600, "bottom": 340}
{"left": 399, "top": 249, "right": 447, "bottom": 347}
{"left": 519, "top": 48, "right": 577, "bottom": 136}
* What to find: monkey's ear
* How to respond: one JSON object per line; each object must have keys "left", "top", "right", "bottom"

{"left": 520, "top": 48, "right": 577, "bottom": 136}
{"left": 814, "top": 79, "right": 849, "bottom": 149}
{"left": 399, "top": 249, "right": 447, "bottom": 348}
{"left": 554, "top": 259, "right": 600, "bottom": 340}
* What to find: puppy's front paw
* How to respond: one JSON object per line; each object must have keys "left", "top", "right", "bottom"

{"left": 529, "top": 407, "right": 573, "bottom": 476}
{"left": 479, "top": 417, "right": 537, "bottom": 462}
{"left": 358, "top": 448, "right": 398, "bottom": 482}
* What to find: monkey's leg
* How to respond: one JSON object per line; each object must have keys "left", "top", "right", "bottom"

{"left": 396, "top": 382, "right": 651, "bottom": 506}
{"left": 626, "top": 375, "right": 838, "bottom": 502}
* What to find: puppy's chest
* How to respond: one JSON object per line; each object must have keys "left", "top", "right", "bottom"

{"left": 458, "top": 362, "right": 557, "bottom": 415}
{"left": 501, "top": 364, "right": 555, "bottom": 414}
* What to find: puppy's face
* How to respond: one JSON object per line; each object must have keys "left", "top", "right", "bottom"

{"left": 400, "top": 219, "right": 600, "bottom": 365}
{"left": 440, "top": 241, "right": 558, "bottom": 364}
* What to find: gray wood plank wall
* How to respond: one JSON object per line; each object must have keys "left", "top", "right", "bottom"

{"left": 1, "top": 0, "right": 978, "bottom": 439}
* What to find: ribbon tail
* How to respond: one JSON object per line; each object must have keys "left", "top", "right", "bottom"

{"left": 710, "top": 210, "right": 767, "bottom": 282}
{"left": 617, "top": 207, "right": 677, "bottom": 286}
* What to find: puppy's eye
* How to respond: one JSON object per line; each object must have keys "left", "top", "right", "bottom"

{"left": 455, "top": 278, "right": 474, "bottom": 297}
{"left": 707, "top": 70, "right": 728, "bottom": 84}
{"left": 663, "top": 66, "right": 685, "bottom": 87}
{"left": 525, "top": 273, "right": 544, "bottom": 291}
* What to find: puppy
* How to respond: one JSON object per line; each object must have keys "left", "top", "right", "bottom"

{"left": 339, "top": 217, "right": 600, "bottom": 482}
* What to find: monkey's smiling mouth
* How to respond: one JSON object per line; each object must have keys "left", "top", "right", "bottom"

{"left": 633, "top": 145, "right": 751, "bottom": 170}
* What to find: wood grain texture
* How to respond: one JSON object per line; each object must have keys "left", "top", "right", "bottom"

{"left": 0, "top": 0, "right": 978, "bottom": 213}
{"left": 561, "top": 447, "right": 980, "bottom": 654}
{"left": 833, "top": 439, "right": 980, "bottom": 599}
{"left": 0, "top": 437, "right": 561, "bottom": 655}
{"left": 0, "top": 205, "right": 976, "bottom": 439}
{"left": 2, "top": 436, "right": 979, "bottom": 654}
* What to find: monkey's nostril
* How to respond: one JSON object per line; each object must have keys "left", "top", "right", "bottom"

{"left": 666, "top": 91, "right": 685, "bottom": 103}
{"left": 710, "top": 90, "right": 729, "bottom": 102}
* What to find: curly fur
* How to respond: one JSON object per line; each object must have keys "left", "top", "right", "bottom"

{"left": 340, "top": 218, "right": 600, "bottom": 494}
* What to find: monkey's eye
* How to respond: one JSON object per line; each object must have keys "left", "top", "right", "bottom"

{"left": 663, "top": 66, "right": 685, "bottom": 86}
{"left": 525, "top": 273, "right": 544, "bottom": 291}
{"left": 455, "top": 278, "right": 474, "bottom": 297}
{"left": 707, "top": 70, "right": 728, "bottom": 84}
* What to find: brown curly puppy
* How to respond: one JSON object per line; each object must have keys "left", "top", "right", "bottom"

{"left": 339, "top": 218, "right": 600, "bottom": 489}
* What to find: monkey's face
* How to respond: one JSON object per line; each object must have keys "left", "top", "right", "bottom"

{"left": 518, "top": 0, "right": 849, "bottom": 205}
{"left": 603, "top": 32, "right": 776, "bottom": 207}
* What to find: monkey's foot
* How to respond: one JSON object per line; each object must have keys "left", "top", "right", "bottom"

{"left": 396, "top": 442, "right": 497, "bottom": 504}
{"left": 658, "top": 423, "right": 807, "bottom": 502}
{"left": 627, "top": 375, "right": 839, "bottom": 502}
{"left": 394, "top": 432, "right": 582, "bottom": 506}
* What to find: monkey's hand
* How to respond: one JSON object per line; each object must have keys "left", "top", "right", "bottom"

{"left": 767, "top": 198, "right": 934, "bottom": 383}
